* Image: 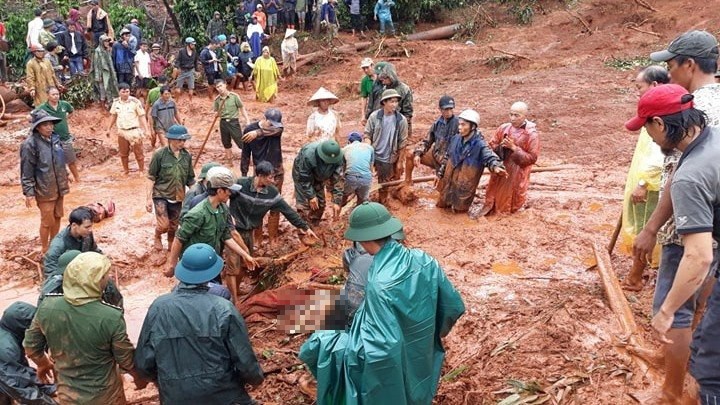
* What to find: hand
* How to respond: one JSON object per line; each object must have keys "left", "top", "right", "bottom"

{"left": 304, "top": 228, "right": 318, "bottom": 239}
{"left": 331, "top": 203, "right": 340, "bottom": 219}
{"left": 145, "top": 201, "right": 153, "bottom": 213}
{"left": 163, "top": 263, "right": 175, "bottom": 278}
{"left": 241, "top": 130, "right": 258, "bottom": 143}
{"left": 36, "top": 357, "right": 56, "bottom": 384}
{"left": 633, "top": 228, "right": 657, "bottom": 264}
{"left": 631, "top": 185, "right": 648, "bottom": 204}
{"left": 25, "top": 196, "right": 34, "bottom": 208}
{"left": 493, "top": 166, "right": 508, "bottom": 178}
{"left": 651, "top": 308, "right": 675, "bottom": 344}
{"left": 413, "top": 155, "right": 421, "bottom": 167}
{"left": 500, "top": 137, "right": 516, "bottom": 151}
{"left": 243, "top": 255, "right": 258, "bottom": 271}
{"left": 309, "top": 197, "right": 320, "bottom": 211}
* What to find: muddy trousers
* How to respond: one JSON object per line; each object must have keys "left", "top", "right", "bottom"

{"left": 153, "top": 198, "right": 181, "bottom": 248}
{"left": 266, "top": 173, "right": 284, "bottom": 240}
{"left": 118, "top": 132, "right": 145, "bottom": 173}
{"left": 374, "top": 161, "right": 396, "bottom": 204}
{"left": 224, "top": 229, "right": 254, "bottom": 302}
{"left": 295, "top": 181, "right": 326, "bottom": 227}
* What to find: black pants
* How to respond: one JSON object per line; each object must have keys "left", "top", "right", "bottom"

{"left": 116, "top": 72, "right": 133, "bottom": 86}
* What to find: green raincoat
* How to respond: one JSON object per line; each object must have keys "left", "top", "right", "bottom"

{"left": 24, "top": 252, "right": 135, "bottom": 405}
{"left": 92, "top": 46, "right": 119, "bottom": 101}
{"left": 299, "top": 240, "right": 465, "bottom": 404}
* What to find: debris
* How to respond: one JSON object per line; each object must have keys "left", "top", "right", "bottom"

{"left": 627, "top": 25, "right": 661, "bottom": 37}
{"left": 405, "top": 24, "right": 461, "bottom": 41}
{"left": 489, "top": 46, "right": 532, "bottom": 61}
{"left": 565, "top": 10, "right": 592, "bottom": 34}
{"left": 633, "top": 0, "right": 658, "bottom": 12}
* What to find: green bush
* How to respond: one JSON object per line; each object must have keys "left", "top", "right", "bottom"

{"left": 174, "top": 0, "right": 236, "bottom": 47}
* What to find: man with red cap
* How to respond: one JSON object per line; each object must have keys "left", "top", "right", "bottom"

{"left": 625, "top": 83, "right": 720, "bottom": 404}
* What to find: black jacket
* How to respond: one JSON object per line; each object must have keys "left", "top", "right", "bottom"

{"left": 62, "top": 31, "right": 87, "bottom": 58}
{"left": 20, "top": 131, "right": 70, "bottom": 202}
{"left": 0, "top": 302, "right": 56, "bottom": 405}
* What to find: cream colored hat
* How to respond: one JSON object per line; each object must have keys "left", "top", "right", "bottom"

{"left": 307, "top": 87, "right": 339, "bottom": 107}
{"left": 284, "top": 28, "right": 297, "bottom": 39}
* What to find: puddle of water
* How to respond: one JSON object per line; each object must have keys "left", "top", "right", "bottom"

{"left": 491, "top": 261, "right": 523, "bottom": 275}
{"left": 587, "top": 202, "right": 603, "bottom": 212}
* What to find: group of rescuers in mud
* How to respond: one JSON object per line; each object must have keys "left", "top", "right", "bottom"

{"left": 10, "top": 28, "right": 720, "bottom": 405}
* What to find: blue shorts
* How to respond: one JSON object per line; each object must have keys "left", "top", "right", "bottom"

{"left": 652, "top": 244, "right": 701, "bottom": 329}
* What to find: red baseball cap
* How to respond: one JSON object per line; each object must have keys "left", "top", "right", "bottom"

{"left": 625, "top": 84, "right": 693, "bottom": 131}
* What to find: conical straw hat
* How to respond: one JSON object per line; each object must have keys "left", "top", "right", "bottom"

{"left": 307, "top": 87, "right": 339, "bottom": 106}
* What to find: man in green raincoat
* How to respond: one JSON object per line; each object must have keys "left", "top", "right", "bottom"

{"left": 292, "top": 139, "right": 344, "bottom": 227}
{"left": 299, "top": 202, "right": 466, "bottom": 404}
{"left": 24, "top": 252, "right": 146, "bottom": 404}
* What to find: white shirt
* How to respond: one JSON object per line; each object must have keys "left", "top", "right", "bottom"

{"left": 306, "top": 109, "right": 340, "bottom": 141}
{"left": 26, "top": 17, "right": 43, "bottom": 48}
{"left": 134, "top": 50, "right": 151, "bottom": 78}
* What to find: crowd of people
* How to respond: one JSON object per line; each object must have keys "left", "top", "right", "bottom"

{"left": 7, "top": 1, "right": 720, "bottom": 403}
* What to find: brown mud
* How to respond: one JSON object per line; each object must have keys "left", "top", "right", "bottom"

{"left": 0, "top": 0, "right": 716, "bottom": 403}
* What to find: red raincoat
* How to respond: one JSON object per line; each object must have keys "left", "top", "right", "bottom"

{"left": 483, "top": 121, "right": 540, "bottom": 214}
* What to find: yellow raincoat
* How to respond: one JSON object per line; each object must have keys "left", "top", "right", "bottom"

{"left": 620, "top": 128, "right": 663, "bottom": 264}
{"left": 253, "top": 55, "right": 280, "bottom": 103}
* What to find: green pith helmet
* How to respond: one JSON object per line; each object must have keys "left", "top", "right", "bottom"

{"left": 165, "top": 125, "right": 192, "bottom": 140}
{"left": 175, "top": 243, "right": 224, "bottom": 284}
{"left": 57, "top": 250, "right": 82, "bottom": 274}
{"left": 344, "top": 202, "right": 403, "bottom": 242}
{"left": 199, "top": 162, "right": 221, "bottom": 180}
{"left": 317, "top": 140, "right": 343, "bottom": 164}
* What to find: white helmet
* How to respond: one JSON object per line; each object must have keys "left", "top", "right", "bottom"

{"left": 458, "top": 109, "right": 480, "bottom": 126}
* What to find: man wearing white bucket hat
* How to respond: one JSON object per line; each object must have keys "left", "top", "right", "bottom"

{"left": 306, "top": 86, "right": 341, "bottom": 144}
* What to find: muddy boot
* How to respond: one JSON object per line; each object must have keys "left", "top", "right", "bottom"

{"left": 120, "top": 157, "right": 130, "bottom": 175}
{"left": 154, "top": 231, "right": 164, "bottom": 251}
{"left": 268, "top": 212, "right": 280, "bottom": 240}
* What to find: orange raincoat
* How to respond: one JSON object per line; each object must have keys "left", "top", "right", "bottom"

{"left": 483, "top": 121, "right": 540, "bottom": 214}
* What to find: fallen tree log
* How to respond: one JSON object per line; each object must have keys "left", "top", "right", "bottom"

{"left": 592, "top": 243, "right": 660, "bottom": 382}
{"left": 379, "top": 165, "right": 579, "bottom": 188}
{"left": 406, "top": 24, "right": 461, "bottom": 41}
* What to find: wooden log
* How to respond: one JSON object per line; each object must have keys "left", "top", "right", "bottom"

{"left": 405, "top": 24, "right": 461, "bottom": 41}
{"left": 592, "top": 243, "right": 660, "bottom": 381}
{"left": 379, "top": 165, "right": 578, "bottom": 188}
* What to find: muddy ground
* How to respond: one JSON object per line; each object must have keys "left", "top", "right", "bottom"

{"left": 1, "top": 0, "right": 716, "bottom": 403}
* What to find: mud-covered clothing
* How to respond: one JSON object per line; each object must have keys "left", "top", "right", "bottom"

{"left": 437, "top": 131, "right": 502, "bottom": 212}
{"left": 240, "top": 121, "right": 283, "bottom": 176}
{"left": 0, "top": 303, "right": 56, "bottom": 405}
{"left": 24, "top": 254, "right": 134, "bottom": 405}
{"left": 292, "top": 141, "right": 344, "bottom": 207}
{"left": 20, "top": 131, "right": 69, "bottom": 202}
{"left": 229, "top": 176, "right": 308, "bottom": 232}
{"left": 300, "top": 240, "right": 465, "bottom": 404}
{"left": 26, "top": 58, "right": 59, "bottom": 106}
{"left": 415, "top": 115, "right": 458, "bottom": 170}
{"left": 147, "top": 146, "right": 195, "bottom": 202}
{"left": 483, "top": 121, "right": 539, "bottom": 214}
{"left": 306, "top": 109, "right": 341, "bottom": 142}
{"left": 364, "top": 109, "right": 407, "bottom": 163}
{"left": 43, "top": 226, "right": 101, "bottom": 278}
{"left": 177, "top": 198, "right": 232, "bottom": 255}
{"left": 38, "top": 101, "right": 74, "bottom": 142}
{"left": 134, "top": 283, "right": 263, "bottom": 404}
